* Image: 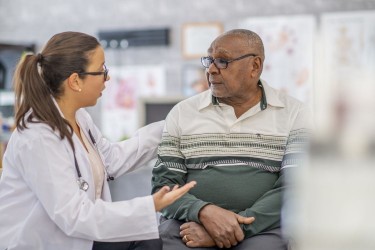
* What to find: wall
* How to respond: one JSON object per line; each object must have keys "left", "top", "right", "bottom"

{"left": 1, "top": 0, "right": 375, "bottom": 128}
{"left": 1, "top": 0, "right": 375, "bottom": 98}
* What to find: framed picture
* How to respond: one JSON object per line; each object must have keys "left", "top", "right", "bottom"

{"left": 182, "top": 64, "right": 208, "bottom": 96}
{"left": 182, "top": 22, "right": 223, "bottom": 59}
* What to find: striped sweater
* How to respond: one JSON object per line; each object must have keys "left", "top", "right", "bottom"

{"left": 152, "top": 80, "right": 310, "bottom": 238}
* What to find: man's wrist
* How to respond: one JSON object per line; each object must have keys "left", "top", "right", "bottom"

{"left": 198, "top": 204, "right": 214, "bottom": 223}
{"left": 188, "top": 200, "right": 212, "bottom": 223}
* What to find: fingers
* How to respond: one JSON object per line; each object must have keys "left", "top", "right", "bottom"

{"left": 182, "top": 181, "right": 197, "bottom": 191}
{"left": 181, "top": 222, "right": 217, "bottom": 248}
{"left": 180, "top": 222, "right": 192, "bottom": 231}
{"left": 158, "top": 186, "right": 171, "bottom": 195}
{"left": 179, "top": 223, "right": 191, "bottom": 238}
{"left": 180, "top": 225, "right": 191, "bottom": 245}
{"left": 186, "top": 241, "right": 195, "bottom": 248}
{"left": 228, "top": 232, "right": 239, "bottom": 247}
{"left": 211, "top": 229, "right": 237, "bottom": 248}
{"left": 214, "top": 233, "right": 238, "bottom": 248}
{"left": 180, "top": 228, "right": 189, "bottom": 238}
{"left": 182, "top": 234, "right": 189, "bottom": 243}
{"left": 234, "top": 226, "right": 245, "bottom": 242}
{"left": 214, "top": 239, "right": 231, "bottom": 249}
{"left": 233, "top": 215, "right": 254, "bottom": 242}
{"left": 158, "top": 181, "right": 196, "bottom": 199}
{"left": 170, "top": 181, "right": 197, "bottom": 198}
{"left": 152, "top": 186, "right": 170, "bottom": 201}
{"left": 222, "top": 239, "right": 232, "bottom": 248}
{"left": 236, "top": 215, "right": 255, "bottom": 225}
{"left": 153, "top": 181, "right": 197, "bottom": 211}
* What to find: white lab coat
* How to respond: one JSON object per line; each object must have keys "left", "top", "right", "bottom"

{"left": 0, "top": 108, "right": 164, "bottom": 250}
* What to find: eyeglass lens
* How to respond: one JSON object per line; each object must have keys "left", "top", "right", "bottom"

{"left": 103, "top": 65, "right": 108, "bottom": 80}
{"left": 201, "top": 54, "right": 257, "bottom": 69}
{"left": 201, "top": 57, "right": 228, "bottom": 69}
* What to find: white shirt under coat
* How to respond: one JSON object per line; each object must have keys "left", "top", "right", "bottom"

{"left": 0, "top": 108, "right": 164, "bottom": 250}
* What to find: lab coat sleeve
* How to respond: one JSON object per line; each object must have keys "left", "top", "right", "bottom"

{"left": 17, "top": 126, "right": 159, "bottom": 241}
{"left": 81, "top": 110, "right": 164, "bottom": 178}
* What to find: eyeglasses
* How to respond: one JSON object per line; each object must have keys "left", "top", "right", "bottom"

{"left": 201, "top": 53, "right": 257, "bottom": 69}
{"left": 79, "top": 64, "right": 109, "bottom": 81}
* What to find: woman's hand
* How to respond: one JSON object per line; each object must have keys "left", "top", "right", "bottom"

{"left": 153, "top": 181, "right": 196, "bottom": 212}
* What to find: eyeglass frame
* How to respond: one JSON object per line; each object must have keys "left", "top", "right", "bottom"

{"left": 78, "top": 64, "right": 109, "bottom": 81}
{"left": 201, "top": 53, "right": 258, "bottom": 69}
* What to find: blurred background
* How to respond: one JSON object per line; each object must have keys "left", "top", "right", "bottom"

{"left": 1, "top": 1, "right": 375, "bottom": 249}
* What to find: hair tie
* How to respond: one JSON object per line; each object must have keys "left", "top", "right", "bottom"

{"left": 36, "top": 53, "right": 44, "bottom": 64}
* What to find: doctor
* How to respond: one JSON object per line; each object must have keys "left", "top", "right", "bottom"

{"left": 0, "top": 31, "right": 196, "bottom": 250}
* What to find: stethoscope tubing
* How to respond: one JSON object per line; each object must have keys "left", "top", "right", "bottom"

{"left": 74, "top": 129, "right": 114, "bottom": 191}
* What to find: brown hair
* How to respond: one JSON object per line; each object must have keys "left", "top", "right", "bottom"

{"left": 13, "top": 31, "right": 100, "bottom": 150}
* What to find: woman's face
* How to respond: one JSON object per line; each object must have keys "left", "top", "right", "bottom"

{"left": 80, "top": 46, "right": 110, "bottom": 107}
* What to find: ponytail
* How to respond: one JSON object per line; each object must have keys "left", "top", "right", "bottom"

{"left": 13, "top": 53, "right": 75, "bottom": 150}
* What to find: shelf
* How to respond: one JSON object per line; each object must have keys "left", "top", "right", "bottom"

{"left": 0, "top": 91, "right": 14, "bottom": 106}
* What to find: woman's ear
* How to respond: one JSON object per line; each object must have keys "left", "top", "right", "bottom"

{"left": 67, "top": 73, "right": 82, "bottom": 92}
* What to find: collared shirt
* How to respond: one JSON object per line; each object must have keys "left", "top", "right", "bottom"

{"left": 161, "top": 79, "right": 309, "bottom": 171}
{"left": 153, "top": 79, "right": 311, "bottom": 238}
{"left": 194, "top": 80, "right": 287, "bottom": 140}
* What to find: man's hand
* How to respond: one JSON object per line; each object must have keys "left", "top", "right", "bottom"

{"left": 180, "top": 222, "right": 216, "bottom": 248}
{"left": 199, "top": 204, "right": 255, "bottom": 248}
{"left": 153, "top": 181, "right": 196, "bottom": 212}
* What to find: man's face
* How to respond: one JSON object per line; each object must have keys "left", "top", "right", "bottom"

{"left": 205, "top": 35, "right": 259, "bottom": 102}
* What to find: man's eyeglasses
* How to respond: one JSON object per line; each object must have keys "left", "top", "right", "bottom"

{"left": 201, "top": 54, "right": 257, "bottom": 69}
{"left": 79, "top": 64, "right": 109, "bottom": 81}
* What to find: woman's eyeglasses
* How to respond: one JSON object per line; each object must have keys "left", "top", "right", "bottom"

{"left": 201, "top": 54, "right": 257, "bottom": 69}
{"left": 79, "top": 64, "right": 109, "bottom": 81}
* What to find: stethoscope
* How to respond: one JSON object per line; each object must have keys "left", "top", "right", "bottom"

{"left": 73, "top": 129, "right": 114, "bottom": 191}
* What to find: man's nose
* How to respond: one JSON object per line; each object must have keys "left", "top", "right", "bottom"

{"left": 207, "top": 61, "right": 220, "bottom": 74}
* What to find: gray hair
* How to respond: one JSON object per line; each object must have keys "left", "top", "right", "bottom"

{"left": 223, "top": 29, "right": 265, "bottom": 60}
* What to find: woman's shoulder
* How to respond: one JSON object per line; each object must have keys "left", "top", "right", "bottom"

{"left": 14, "top": 122, "right": 60, "bottom": 142}
{"left": 5, "top": 122, "right": 63, "bottom": 159}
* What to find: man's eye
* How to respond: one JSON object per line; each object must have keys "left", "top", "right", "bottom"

{"left": 217, "top": 59, "right": 228, "bottom": 64}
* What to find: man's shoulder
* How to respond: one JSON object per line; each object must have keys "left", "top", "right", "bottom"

{"left": 174, "top": 90, "right": 211, "bottom": 109}
{"left": 266, "top": 84, "right": 305, "bottom": 109}
{"left": 279, "top": 91, "right": 305, "bottom": 108}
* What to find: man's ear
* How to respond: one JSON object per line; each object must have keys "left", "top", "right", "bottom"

{"left": 67, "top": 73, "right": 82, "bottom": 92}
{"left": 250, "top": 57, "right": 263, "bottom": 78}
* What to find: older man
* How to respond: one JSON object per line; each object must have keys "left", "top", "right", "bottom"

{"left": 152, "top": 29, "right": 310, "bottom": 250}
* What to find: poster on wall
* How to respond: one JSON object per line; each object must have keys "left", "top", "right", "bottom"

{"left": 318, "top": 11, "right": 375, "bottom": 137}
{"left": 101, "top": 65, "right": 166, "bottom": 141}
{"left": 182, "top": 22, "right": 223, "bottom": 59}
{"left": 239, "top": 15, "right": 315, "bottom": 105}
{"left": 320, "top": 11, "right": 375, "bottom": 90}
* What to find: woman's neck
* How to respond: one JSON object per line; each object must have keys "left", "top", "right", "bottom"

{"left": 55, "top": 98, "right": 78, "bottom": 126}
{"left": 56, "top": 98, "right": 88, "bottom": 151}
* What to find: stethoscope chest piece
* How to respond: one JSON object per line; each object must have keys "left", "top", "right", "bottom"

{"left": 77, "top": 177, "right": 89, "bottom": 191}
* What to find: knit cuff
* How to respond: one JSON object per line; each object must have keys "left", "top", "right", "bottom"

{"left": 187, "top": 200, "right": 211, "bottom": 223}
